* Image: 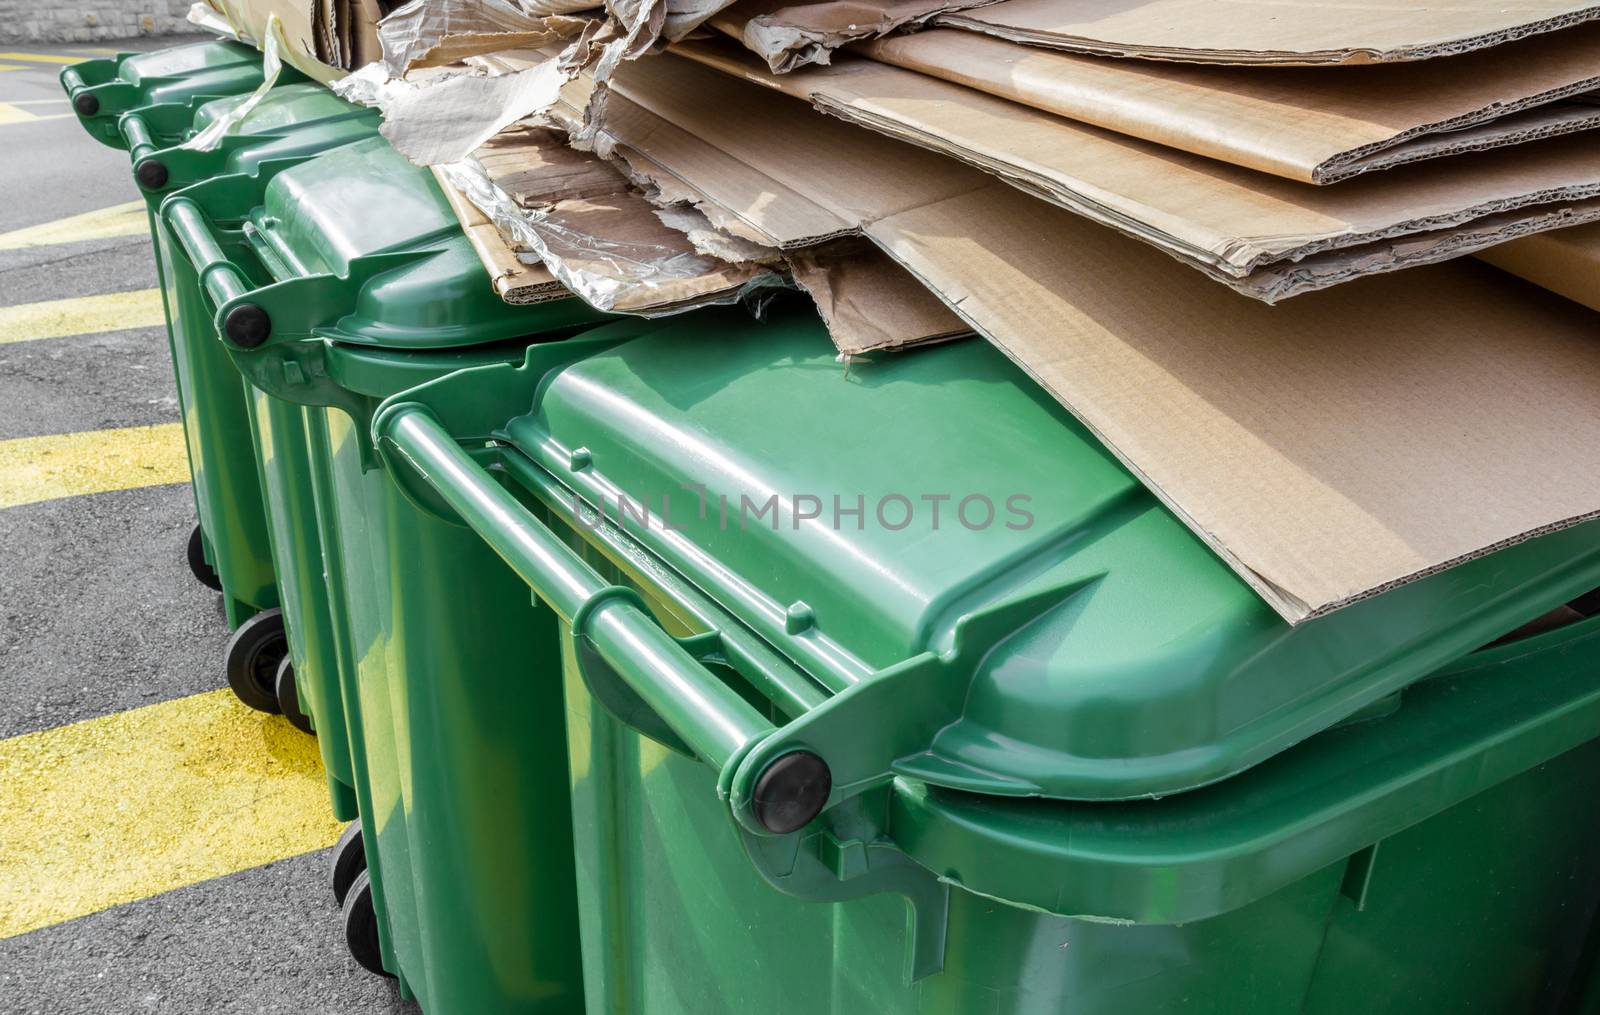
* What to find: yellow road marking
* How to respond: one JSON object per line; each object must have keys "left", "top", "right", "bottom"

{"left": 0, "top": 102, "right": 46, "bottom": 125}
{"left": 0, "top": 288, "right": 165, "bottom": 344}
{"left": 0, "top": 52, "right": 87, "bottom": 64}
{"left": 0, "top": 64, "right": 26, "bottom": 72}
{"left": 0, "top": 423, "right": 189, "bottom": 509}
{"left": 0, "top": 690, "right": 343, "bottom": 938}
{"left": 0, "top": 108, "right": 70, "bottom": 125}
{"left": 0, "top": 200, "right": 148, "bottom": 250}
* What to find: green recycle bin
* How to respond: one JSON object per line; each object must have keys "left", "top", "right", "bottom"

{"left": 159, "top": 132, "right": 614, "bottom": 1010}
{"left": 137, "top": 85, "right": 381, "bottom": 816}
{"left": 60, "top": 40, "right": 302, "bottom": 624}
{"left": 60, "top": 40, "right": 299, "bottom": 149}
{"left": 373, "top": 302, "right": 1600, "bottom": 1014}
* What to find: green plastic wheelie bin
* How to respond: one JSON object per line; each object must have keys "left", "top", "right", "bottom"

{"left": 60, "top": 40, "right": 300, "bottom": 149}
{"left": 158, "top": 132, "right": 614, "bottom": 1011}
{"left": 60, "top": 40, "right": 299, "bottom": 625}
{"left": 373, "top": 300, "right": 1600, "bottom": 1014}
{"left": 131, "top": 85, "right": 382, "bottom": 816}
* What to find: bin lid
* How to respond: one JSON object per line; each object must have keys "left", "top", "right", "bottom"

{"left": 183, "top": 85, "right": 378, "bottom": 181}
{"left": 121, "top": 41, "right": 263, "bottom": 87}
{"left": 502, "top": 303, "right": 1600, "bottom": 800}
{"left": 247, "top": 135, "right": 607, "bottom": 350}
{"left": 192, "top": 83, "right": 366, "bottom": 138}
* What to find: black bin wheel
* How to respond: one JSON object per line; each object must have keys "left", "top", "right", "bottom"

{"left": 224, "top": 609, "right": 286, "bottom": 714}
{"left": 329, "top": 821, "right": 367, "bottom": 907}
{"left": 275, "top": 656, "right": 315, "bottom": 736}
{"left": 187, "top": 524, "right": 222, "bottom": 591}
{"left": 342, "top": 869, "right": 393, "bottom": 978}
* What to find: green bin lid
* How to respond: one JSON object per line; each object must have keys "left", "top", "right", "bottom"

{"left": 65, "top": 41, "right": 293, "bottom": 144}
{"left": 190, "top": 82, "right": 369, "bottom": 139}
{"left": 140, "top": 84, "right": 378, "bottom": 196}
{"left": 244, "top": 135, "right": 608, "bottom": 350}
{"left": 496, "top": 304, "right": 1600, "bottom": 801}
{"left": 116, "top": 40, "right": 265, "bottom": 89}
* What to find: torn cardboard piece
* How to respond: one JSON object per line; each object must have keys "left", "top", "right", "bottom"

{"left": 938, "top": 0, "right": 1600, "bottom": 66}
{"left": 1477, "top": 221, "right": 1600, "bottom": 311}
{"left": 377, "top": 0, "right": 591, "bottom": 75}
{"left": 581, "top": 51, "right": 1600, "bottom": 621}
{"left": 711, "top": 0, "right": 998, "bottom": 72}
{"left": 432, "top": 165, "right": 572, "bottom": 303}
{"left": 673, "top": 39, "right": 1600, "bottom": 301}
{"left": 199, "top": 0, "right": 350, "bottom": 79}
{"left": 336, "top": 56, "right": 568, "bottom": 164}
{"left": 442, "top": 124, "right": 780, "bottom": 313}
{"left": 786, "top": 240, "right": 970, "bottom": 355}
{"left": 861, "top": 27, "right": 1600, "bottom": 184}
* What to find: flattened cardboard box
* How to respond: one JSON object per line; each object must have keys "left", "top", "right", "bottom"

{"left": 448, "top": 122, "right": 777, "bottom": 314}
{"left": 1477, "top": 222, "right": 1600, "bottom": 311}
{"left": 720, "top": 0, "right": 1600, "bottom": 69}
{"left": 674, "top": 38, "right": 1600, "bottom": 302}
{"left": 940, "top": 0, "right": 1600, "bottom": 65}
{"left": 861, "top": 27, "right": 1600, "bottom": 184}
{"left": 589, "top": 51, "right": 1600, "bottom": 622}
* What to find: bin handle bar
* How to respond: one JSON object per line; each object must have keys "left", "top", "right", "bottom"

{"left": 378, "top": 402, "right": 778, "bottom": 773}
{"left": 119, "top": 112, "right": 159, "bottom": 164}
{"left": 160, "top": 197, "right": 254, "bottom": 316}
{"left": 60, "top": 66, "right": 88, "bottom": 95}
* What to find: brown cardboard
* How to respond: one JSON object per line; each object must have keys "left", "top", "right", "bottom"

{"left": 444, "top": 123, "right": 779, "bottom": 314}
{"left": 672, "top": 38, "right": 1600, "bottom": 301}
{"left": 939, "top": 0, "right": 1600, "bottom": 65}
{"left": 432, "top": 166, "right": 572, "bottom": 304}
{"left": 861, "top": 28, "right": 1600, "bottom": 184}
{"left": 204, "top": 0, "right": 346, "bottom": 79}
{"left": 712, "top": 0, "right": 998, "bottom": 71}
{"left": 786, "top": 240, "right": 970, "bottom": 354}
{"left": 1477, "top": 222, "right": 1600, "bottom": 311}
{"left": 344, "top": 0, "right": 386, "bottom": 68}
{"left": 580, "top": 51, "right": 1600, "bottom": 621}
{"left": 337, "top": 56, "right": 570, "bottom": 165}
{"left": 376, "top": 0, "right": 592, "bottom": 75}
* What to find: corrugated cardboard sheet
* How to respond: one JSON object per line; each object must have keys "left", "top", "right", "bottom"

{"left": 939, "top": 0, "right": 1600, "bottom": 65}
{"left": 376, "top": 0, "right": 590, "bottom": 75}
{"left": 785, "top": 240, "right": 970, "bottom": 355}
{"left": 432, "top": 166, "right": 572, "bottom": 304}
{"left": 583, "top": 50, "right": 1600, "bottom": 622}
{"left": 859, "top": 27, "right": 1600, "bottom": 184}
{"left": 673, "top": 38, "right": 1600, "bottom": 302}
{"left": 713, "top": 0, "right": 998, "bottom": 71}
{"left": 444, "top": 122, "right": 779, "bottom": 313}
{"left": 1478, "top": 221, "right": 1600, "bottom": 310}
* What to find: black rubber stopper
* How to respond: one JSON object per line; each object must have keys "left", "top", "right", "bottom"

{"left": 73, "top": 92, "right": 99, "bottom": 117}
{"left": 751, "top": 750, "right": 831, "bottom": 834}
{"left": 135, "top": 159, "right": 169, "bottom": 191}
{"left": 223, "top": 303, "right": 271, "bottom": 348}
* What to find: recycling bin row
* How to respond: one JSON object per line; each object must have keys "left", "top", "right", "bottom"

{"left": 65, "top": 40, "right": 1600, "bottom": 1014}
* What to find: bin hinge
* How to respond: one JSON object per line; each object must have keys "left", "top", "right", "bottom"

{"left": 740, "top": 798, "right": 951, "bottom": 982}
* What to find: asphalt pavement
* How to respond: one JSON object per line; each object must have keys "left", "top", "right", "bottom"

{"left": 0, "top": 35, "right": 413, "bottom": 1014}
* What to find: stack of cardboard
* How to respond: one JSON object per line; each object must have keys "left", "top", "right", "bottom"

{"left": 200, "top": 0, "right": 1600, "bottom": 626}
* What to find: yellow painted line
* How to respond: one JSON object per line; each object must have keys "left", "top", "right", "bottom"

{"left": 0, "top": 52, "right": 87, "bottom": 64}
{"left": 0, "top": 690, "right": 343, "bottom": 938}
{"left": 0, "top": 422, "right": 189, "bottom": 509}
{"left": 0, "top": 64, "right": 26, "bottom": 72}
{"left": 0, "top": 200, "right": 148, "bottom": 251}
{"left": 0, "top": 102, "right": 45, "bottom": 125}
{"left": 0, "top": 288, "right": 165, "bottom": 344}
{"left": 0, "top": 109, "right": 71, "bottom": 125}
